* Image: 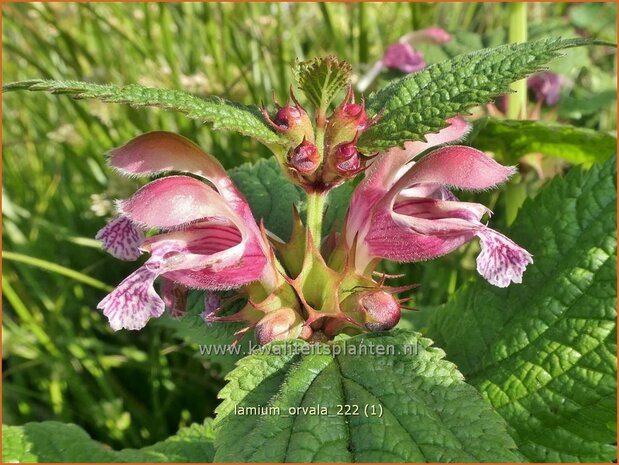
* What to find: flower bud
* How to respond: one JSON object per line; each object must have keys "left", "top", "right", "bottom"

{"left": 334, "top": 143, "right": 361, "bottom": 174}
{"left": 288, "top": 138, "right": 321, "bottom": 174}
{"left": 274, "top": 105, "right": 302, "bottom": 130}
{"left": 263, "top": 102, "right": 314, "bottom": 146}
{"left": 255, "top": 307, "right": 303, "bottom": 345}
{"left": 359, "top": 290, "right": 401, "bottom": 331}
{"left": 340, "top": 290, "right": 401, "bottom": 332}
{"left": 326, "top": 87, "right": 369, "bottom": 147}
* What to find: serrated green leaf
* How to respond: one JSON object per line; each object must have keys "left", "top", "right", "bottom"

{"left": 2, "top": 79, "right": 283, "bottom": 146}
{"left": 427, "top": 157, "right": 617, "bottom": 462}
{"left": 359, "top": 37, "right": 599, "bottom": 152}
{"left": 213, "top": 331, "right": 523, "bottom": 462}
{"left": 2, "top": 419, "right": 215, "bottom": 463}
{"left": 295, "top": 55, "right": 352, "bottom": 112}
{"left": 468, "top": 117, "right": 617, "bottom": 167}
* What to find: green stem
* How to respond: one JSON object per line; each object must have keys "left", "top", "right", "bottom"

{"left": 306, "top": 192, "right": 326, "bottom": 248}
{"left": 507, "top": 2, "right": 528, "bottom": 120}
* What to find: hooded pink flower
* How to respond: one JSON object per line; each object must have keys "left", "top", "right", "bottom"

{"left": 357, "top": 27, "right": 452, "bottom": 92}
{"left": 96, "top": 132, "right": 277, "bottom": 330}
{"left": 345, "top": 118, "right": 533, "bottom": 287}
{"left": 382, "top": 43, "right": 426, "bottom": 74}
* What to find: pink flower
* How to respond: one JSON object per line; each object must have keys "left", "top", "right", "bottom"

{"left": 345, "top": 118, "right": 533, "bottom": 288}
{"left": 382, "top": 43, "right": 426, "bottom": 74}
{"left": 384, "top": 27, "right": 453, "bottom": 74}
{"left": 96, "top": 132, "right": 277, "bottom": 330}
{"left": 528, "top": 71, "right": 562, "bottom": 106}
{"left": 357, "top": 27, "right": 452, "bottom": 92}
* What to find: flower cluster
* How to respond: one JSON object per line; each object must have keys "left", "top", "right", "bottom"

{"left": 96, "top": 62, "right": 532, "bottom": 344}
{"left": 261, "top": 86, "right": 377, "bottom": 191}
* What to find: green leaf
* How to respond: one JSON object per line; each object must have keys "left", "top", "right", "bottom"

{"left": 2, "top": 79, "right": 283, "bottom": 146}
{"left": 468, "top": 117, "right": 617, "bottom": 167}
{"left": 359, "top": 37, "right": 600, "bottom": 152}
{"left": 2, "top": 419, "right": 215, "bottom": 463}
{"left": 426, "top": 157, "right": 617, "bottom": 462}
{"left": 118, "top": 419, "right": 215, "bottom": 462}
{"left": 213, "top": 331, "right": 523, "bottom": 462}
{"left": 295, "top": 55, "right": 352, "bottom": 113}
{"left": 229, "top": 157, "right": 305, "bottom": 242}
{"left": 558, "top": 89, "right": 617, "bottom": 119}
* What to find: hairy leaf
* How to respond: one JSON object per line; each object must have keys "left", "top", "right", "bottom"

{"left": 468, "top": 117, "right": 617, "bottom": 167}
{"left": 295, "top": 55, "right": 352, "bottom": 112}
{"left": 213, "top": 331, "right": 523, "bottom": 462}
{"left": 2, "top": 79, "right": 283, "bottom": 146}
{"left": 2, "top": 419, "right": 215, "bottom": 463}
{"left": 359, "top": 37, "right": 600, "bottom": 152}
{"left": 427, "top": 157, "right": 617, "bottom": 462}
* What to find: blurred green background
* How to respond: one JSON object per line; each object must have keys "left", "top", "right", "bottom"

{"left": 2, "top": 2, "right": 616, "bottom": 449}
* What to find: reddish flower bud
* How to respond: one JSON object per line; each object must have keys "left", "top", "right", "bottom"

{"left": 358, "top": 290, "right": 401, "bottom": 331}
{"left": 262, "top": 96, "right": 314, "bottom": 146}
{"left": 334, "top": 143, "right": 361, "bottom": 173}
{"left": 341, "top": 103, "right": 368, "bottom": 130}
{"left": 289, "top": 139, "right": 320, "bottom": 174}
{"left": 255, "top": 307, "right": 303, "bottom": 345}
{"left": 274, "top": 105, "right": 303, "bottom": 130}
{"left": 326, "top": 87, "right": 370, "bottom": 147}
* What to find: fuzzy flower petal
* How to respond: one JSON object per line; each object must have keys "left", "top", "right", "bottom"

{"left": 388, "top": 145, "right": 515, "bottom": 197}
{"left": 476, "top": 229, "right": 533, "bottom": 287}
{"left": 346, "top": 118, "right": 471, "bottom": 244}
{"left": 98, "top": 220, "right": 268, "bottom": 330}
{"left": 95, "top": 215, "right": 144, "bottom": 261}
{"left": 119, "top": 175, "right": 235, "bottom": 230}
{"left": 109, "top": 131, "right": 246, "bottom": 210}
{"left": 147, "top": 222, "right": 268, "bottom": 290}
{"left": 98, "top": 263, "right": 165, "bottom": 331}
{"left": 347, "top": 134, "right": 532, "bottom": 286}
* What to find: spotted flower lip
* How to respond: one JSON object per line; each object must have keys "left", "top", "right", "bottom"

{"left": 346, "top": 118, "right": 533, "bottom": 287}
{"left": 96, "top": 132, "right": 277, "bottom": 331}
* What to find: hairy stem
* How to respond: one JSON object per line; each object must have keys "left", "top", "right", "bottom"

{"left": 306, "top": 191, "right": 326, "bottom": 248}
